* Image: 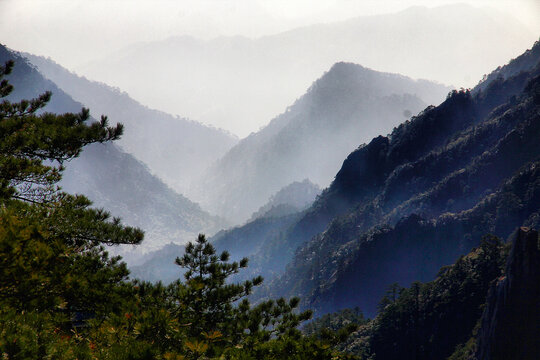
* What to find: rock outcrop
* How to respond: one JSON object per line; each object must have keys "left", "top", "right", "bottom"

{"left": 475, "top": 227, "right": 540, "bottom": 360}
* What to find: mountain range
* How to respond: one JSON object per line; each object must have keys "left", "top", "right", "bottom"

{"left": 193, "top": 62, "right": 448, "bottom": 222}
{"left": 76, "top": 4, "right": 535, "bottom": 136}
{"left": 21, "top": 53, "right": 237, "bottom": 196}
{"left": 0, "top": 44, "right": 227, "bottom": 263}
{"left": 261, "top": 39, "right": 540, "bottom": 316}
{"left": 130, "top": 179, "right": 319, "bottom": 282}
{"left": 133, "top": 39, "right": 540, "bottom": 322}
{"left": 3, "top": 11, "right": 540, "bottom": 358}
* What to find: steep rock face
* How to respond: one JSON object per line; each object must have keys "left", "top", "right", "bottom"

{"left": 304, "top": 230, "right": 538, "bottom": 360}
{"left": 475, "top": 227, "right": 540, "bottom": 360}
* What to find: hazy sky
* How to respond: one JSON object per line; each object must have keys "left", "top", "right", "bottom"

{"left": 2, "top": 0, "right": 538, "bottom": 70}
{"left": 1, "top": 0, "right": 538, "bottom": 135}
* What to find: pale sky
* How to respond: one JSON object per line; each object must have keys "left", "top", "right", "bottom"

{"left": 0, "top": 0, "right": 538, "bottom": 136}
{"left": 1, "top": 0, "right": 538, "bottom": 70}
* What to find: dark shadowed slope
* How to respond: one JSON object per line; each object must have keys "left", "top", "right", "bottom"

{"left": 473, "top": 227, "right": 540, "bottom": 360}
{"left": 323, "top": 228, "right": 539, "bottom": 360}
{"left": 0, "top": 45, "right": 227, "bottom": 264}
{"left": 22, "top": 53, "right": 237, "bottom": 196}
{"left": 261, "top": 40, "right": 540, "bottom": 316}
{"left": 331, "top": 228, "right": 540, "bottom": 360}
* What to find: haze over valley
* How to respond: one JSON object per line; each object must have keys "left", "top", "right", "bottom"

{"left": 2, "top": 1, "right": 540, "bottom": 358}
{"left": 69, "top": 4, "right": 534, "bottom": 136}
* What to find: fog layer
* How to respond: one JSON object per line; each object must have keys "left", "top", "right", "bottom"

{"left": 75, "top": 4, "right": 534, "bottom": 136}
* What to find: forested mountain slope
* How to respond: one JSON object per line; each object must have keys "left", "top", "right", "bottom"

{"left": 195, "top": 62, "right": 447, "bottom": 222}
{"left": 131, "top": 213, "right": 300, "bottom": 283}
{"left": 132, "top": 179, "right": 319, "bottom": 282}
{"left": 0, "top": 45, "right": 226, "bottom": 263}
{"left": 22, "top": 53, "right": 237, "bottom": 195}
{"left": 311, "top": 228, "right": 540, "bottom": 360}
{"left": 249, "top": 179, "right": 320, "bottom": 221}
{"left": 261, "top": 40, "right": 540, "bottom": 316}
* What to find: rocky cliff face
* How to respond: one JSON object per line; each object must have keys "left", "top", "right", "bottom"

{"left": 475, "top": 227, "right": 540, "bottom": 360}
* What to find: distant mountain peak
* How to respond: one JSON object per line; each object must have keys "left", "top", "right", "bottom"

{"left": 249, "top": 179, "right": 321, "bottom": 221}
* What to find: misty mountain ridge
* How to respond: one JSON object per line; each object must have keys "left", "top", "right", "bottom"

{"left": 134, "top": 39, "right": 540, "bottom": 319}
{"left": 193, "top": 61, "right": 448, "bottom": 223}
{"left": 20, "top": 53, "right": 237, "bottom": 196}
{"left": 249, "top": 179, "right": 320, "bottom": 221}
{"left": 76, "top": 4, "right": 534, "bottom": 136}
{"left": 132, "top": 179, "right": 319, "bottom": 282}
{"left": 0, "top": 45, "right": 227, "bottom": 264}
{"left": 258, "top": 39, "right": 540, "bottom": 316}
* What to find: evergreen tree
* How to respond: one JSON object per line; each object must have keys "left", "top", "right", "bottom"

{"left": 0, "top": 60, "right": 142, "bottom": 358}
{"left": 0, "top": 61, "right": 354, "bottom": 359}
{"left": 90, "top": 234, "right": 355, "bottom": 359}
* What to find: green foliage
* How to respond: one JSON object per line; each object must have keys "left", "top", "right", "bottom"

{"left": 0, "top": 62, "right": 353, "bottom": 359}
{"left": 303, "top": 307, "right": 367, "bottom": 337}
{"left": 0, "top": 60, "right": 145, "bottom": 359}
{"left": 88, "top": 235, "right": 353, "bottom": 359}
{"left": 0, "top": 60, "right": 123, "bottom": 205}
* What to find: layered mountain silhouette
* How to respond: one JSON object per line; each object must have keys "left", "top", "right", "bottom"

{"left": 193, "top": 62, "right": 448, "bottom": 222}
{"left": 0, "top": 45, "right": 226, "bottom": 263}
{"left": 259, "top": 40, "right": 540, "bottom": 316}
{"left": 249, "top": 179, "right": 320, "bottom": 221}
{"left": 22, "top": 53, "right": 237, "bottom": 195}
{"left": 77, "top": 4, "right": 534, "bottom": 135}
{"left": 132, "top": 179, "right": 320, "bottom": 282}
{"left": 125, "top": 41, "right": 540, "bottom": 316}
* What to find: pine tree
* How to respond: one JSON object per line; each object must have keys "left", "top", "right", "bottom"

{"left": 0, "top": 60, "right": 143, "bottom": 358}
{"left": 0, "top": 60, "right": 355, "bottom": 359}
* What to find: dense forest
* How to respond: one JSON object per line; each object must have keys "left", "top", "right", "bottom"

{"left": 304, "top": 228, "right": 540, "bottom": 360}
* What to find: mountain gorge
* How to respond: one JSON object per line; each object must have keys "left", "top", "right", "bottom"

{"left": 0, "top": 45, "right": 226, "bottom": 263}
{"left": 131, "top": 179, "right": 320, "bottom": 282}
{"left": 3, "top": 2, "right": 540, "bottom": 358}
{"left": 194, "top": 62, "right": 448, "bottom": 222}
